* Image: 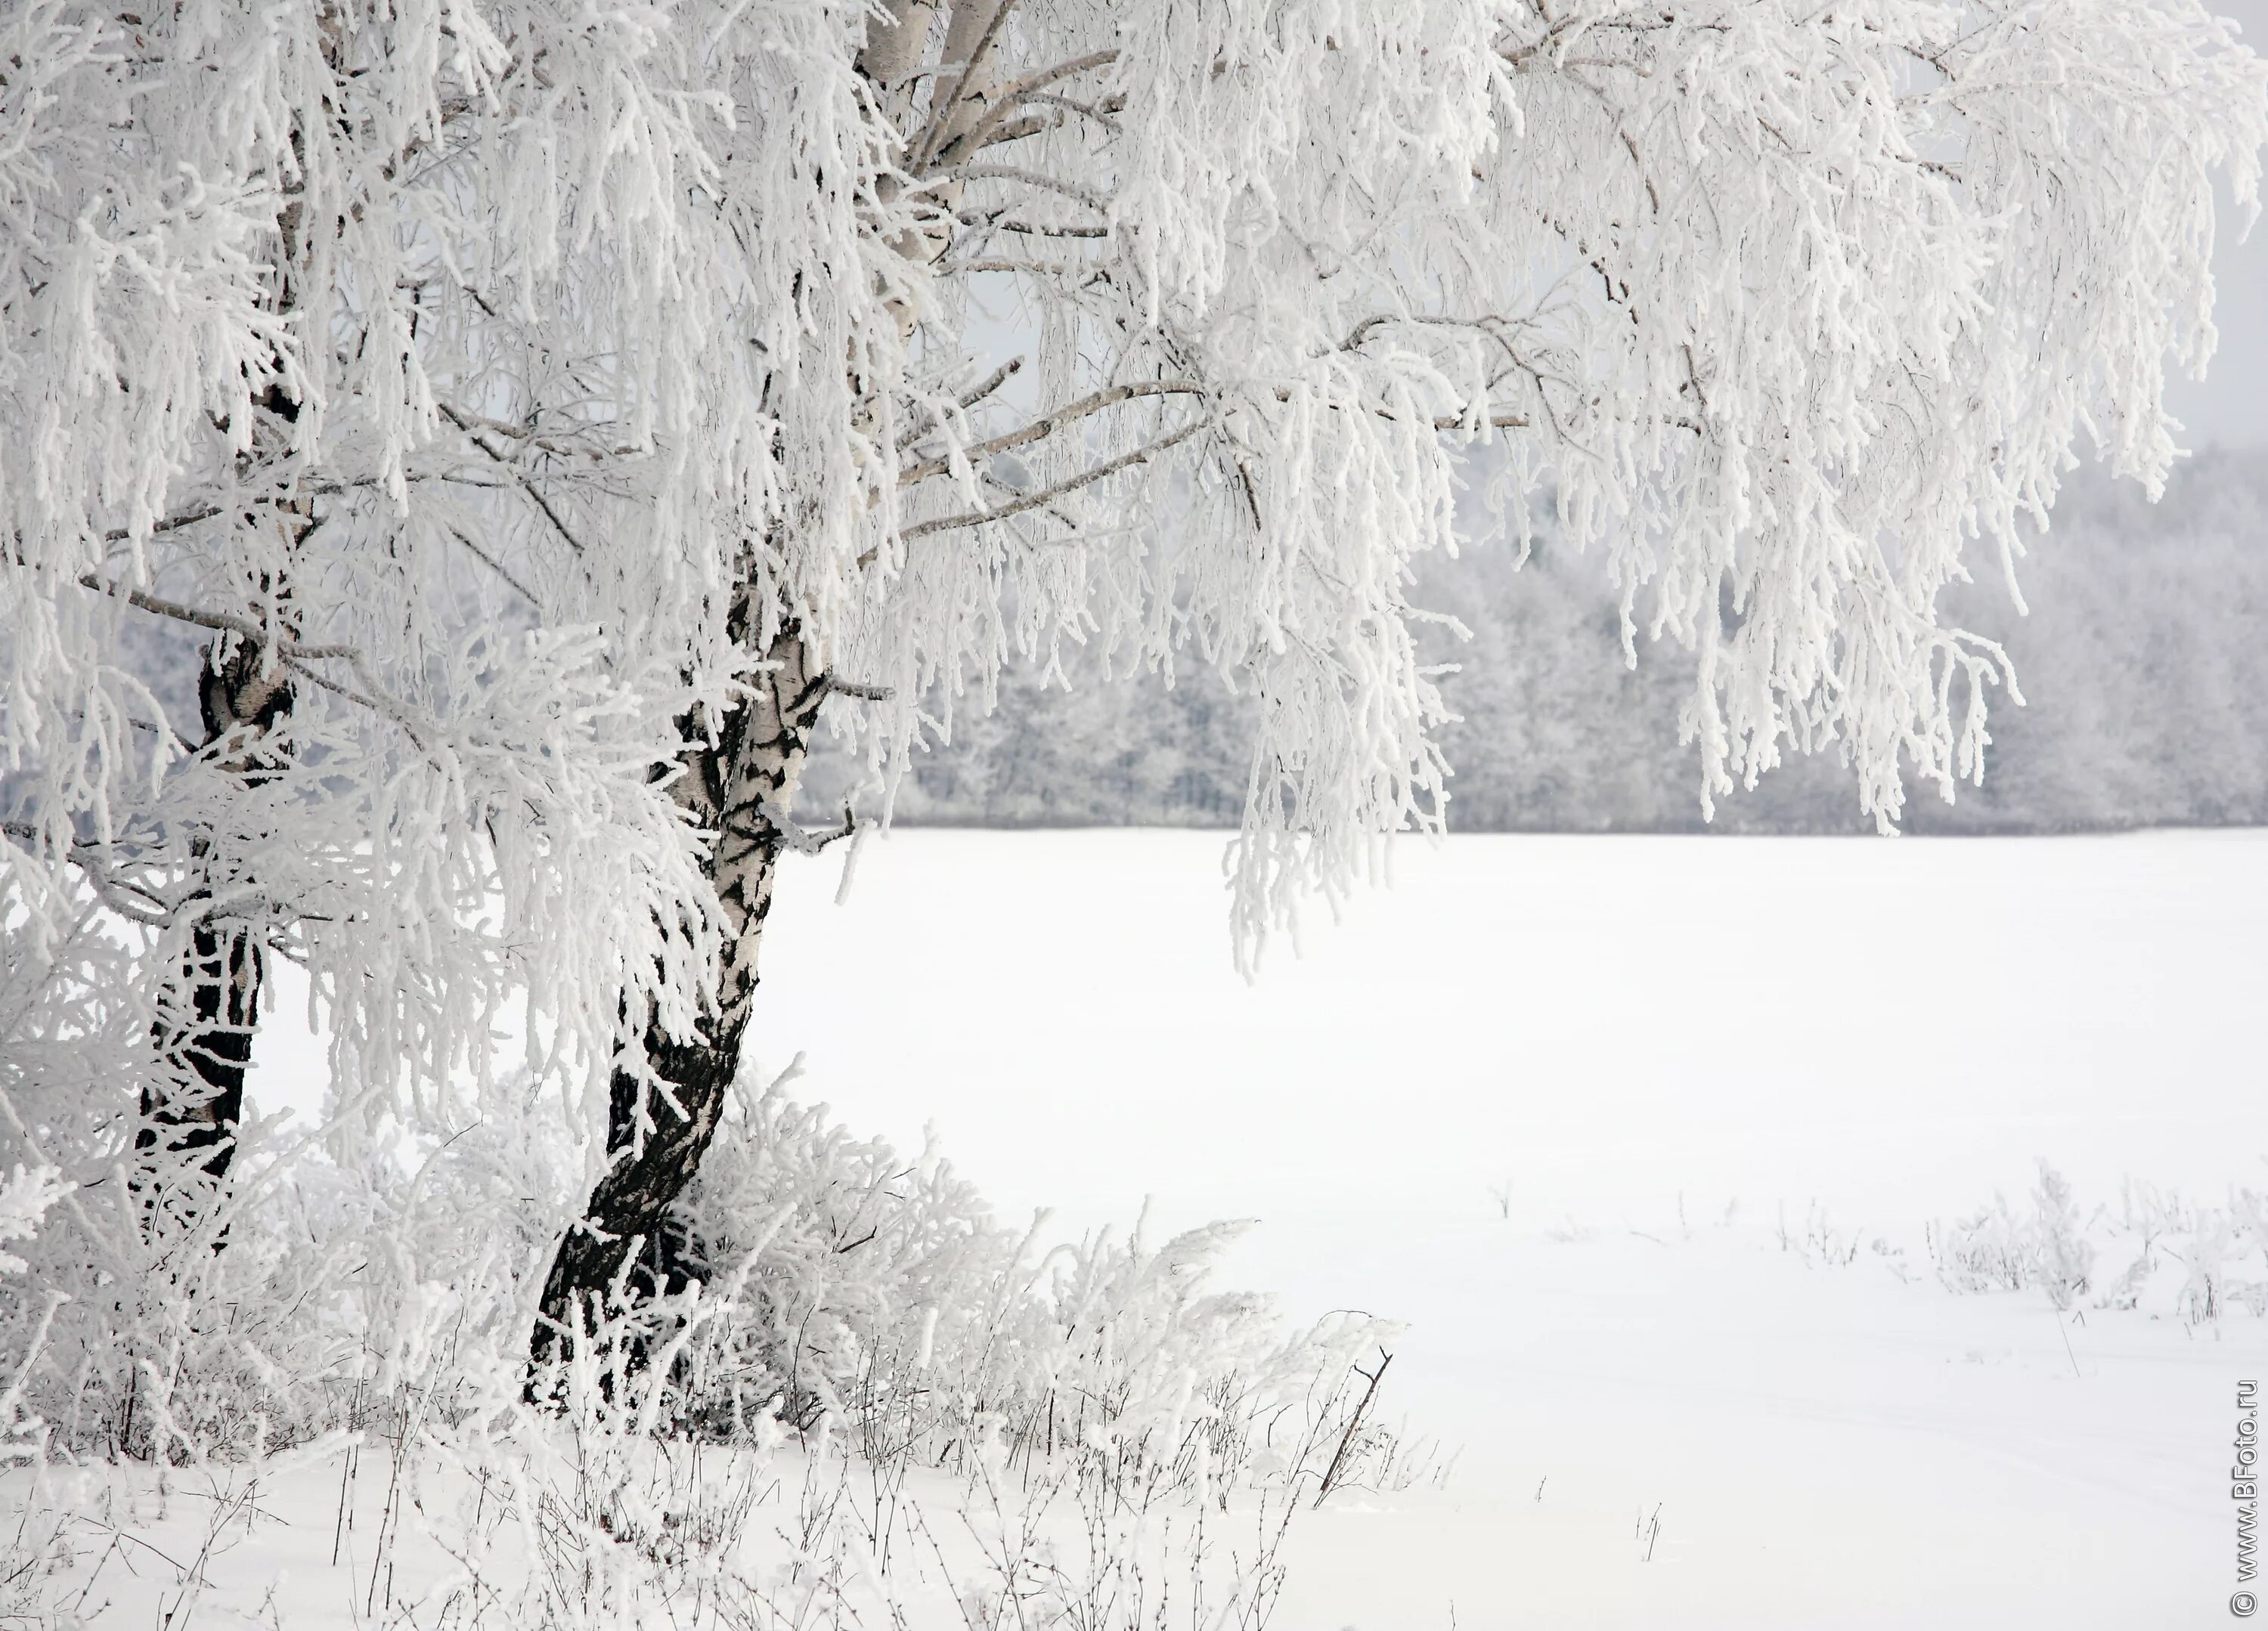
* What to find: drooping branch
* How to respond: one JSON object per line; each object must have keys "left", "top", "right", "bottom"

{"left": 897, "top": 379, "right": 1207, "bottom": 487}
{"left": 937, "top": 163, "right": 1113, "bottom": 216}
{"left": 897, "top": 414, "right": 1213, "bottom": 544}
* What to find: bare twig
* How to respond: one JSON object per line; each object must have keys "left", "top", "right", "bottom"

{"left": 1315, "top": 1348, "right": 1393, "bottom": 1506}
{"left": 437, "top": 403, "right": 590, "bottom": 557}
{"left": 446, "top": 525, "right": 543, "bottom": 610}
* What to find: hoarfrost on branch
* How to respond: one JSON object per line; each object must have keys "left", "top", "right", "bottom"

{"left": 2, "top": 0, "right": 2261, "bottom": 1151}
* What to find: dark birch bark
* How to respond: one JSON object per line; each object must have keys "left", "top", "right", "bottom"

{"left": 139, "top": 449, "right": 302, "bottom": 1202}
{"left": 534, "top": 625, "right": 830, "bottom": 1348}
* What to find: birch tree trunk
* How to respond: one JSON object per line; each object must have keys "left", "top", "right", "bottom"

{"left": 534, "top": 624, "right": 829, "bottom": 1341}
{"left": 533, "top": 0, "right": 1005, "bottom": 1348}
{"left": 138, "top": 636, "right": 296, "bottom": 1192}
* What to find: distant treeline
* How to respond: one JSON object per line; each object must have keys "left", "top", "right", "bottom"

{"left": 803, "top": 451, "right": 2268, "bottom": 835}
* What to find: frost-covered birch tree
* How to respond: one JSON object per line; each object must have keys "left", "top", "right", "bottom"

{"left": 4, "top": 2, "right": 2262, "bottom": 1337}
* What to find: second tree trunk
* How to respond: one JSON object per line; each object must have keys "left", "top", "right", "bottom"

{"left": 535, "top": 628, "right": 829, "bottom": 1347}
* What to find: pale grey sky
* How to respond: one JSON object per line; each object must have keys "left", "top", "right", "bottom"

{"left": 2164, "top": 0, "right": 2268, "bottom": 447}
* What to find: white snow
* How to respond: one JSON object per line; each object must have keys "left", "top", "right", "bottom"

{"left": 749, "top": 828, "right": 2268, "bottom": 1628}
{"left": 230, "top": 828, "right": 2268, "bottom": 1627}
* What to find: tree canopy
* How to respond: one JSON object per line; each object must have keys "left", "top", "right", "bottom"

{"left": 4, "top": 0, "right": 2263, "bottom": 1190}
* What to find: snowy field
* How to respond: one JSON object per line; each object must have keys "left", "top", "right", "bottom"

{"left": 734, "top": 828, "right": 2268, "bottom": 1629}
{"left": 10, "top": 829, "right": 2260, "bottom": 1624}
{"left": 9, "top": 828, "right": 2262, "bottom": 1629}
{"left": 176, "top": 826, "right": 2268, "bottom": 1628}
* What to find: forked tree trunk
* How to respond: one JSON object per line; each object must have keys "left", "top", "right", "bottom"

{"left": 534, "top": 627, "right": 829, "bottom": 1351}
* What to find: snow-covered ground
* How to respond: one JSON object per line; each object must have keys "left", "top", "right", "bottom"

{"left": 222, "top": 828, "right": 2266, "bottom": 1627}
{"left": 747, "top": 828, "right": 2268, "bottom": 1628}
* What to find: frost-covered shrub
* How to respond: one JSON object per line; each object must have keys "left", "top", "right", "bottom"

{"left": 2, "top": 884, "right": 1403, "bottom": 1626}
{"left": 386, "top": 1271, "right": 1367, "bottom": 1631}
{"left": 2031, "top": 1165, "right": 2096, "bottom": 1312}
{"left": 5, "top": 958, "right": 1398, "bottom": 1490}
{"left": 649, "top": 1067, "right": 1402, "bottom": 1510}
{"left": 1929, "top": 1162, "right": 2095, "bottom": 1306}
{"left": 2099, "top": 1180, "right": 2268, "bottom": 1323}
{"left": 1929, "top": 1162, "right": 2266, "bottom": 1324}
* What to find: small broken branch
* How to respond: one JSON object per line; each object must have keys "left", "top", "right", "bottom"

{"left": 826, "top": 677, "right": 896, "bottom": 703}
{"left": 1315, "top": 1347, "right": 1394, "bottom": 1507}
{"left": 897, "top": 356, "right": 1025, "bottom": 449}
{"left": 757, "top": 800, "right": 863, "bottom": 857}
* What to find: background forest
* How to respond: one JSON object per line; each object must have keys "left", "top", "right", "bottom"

{"left": 804, "top": 452, "right": 2268, "bottom": 834}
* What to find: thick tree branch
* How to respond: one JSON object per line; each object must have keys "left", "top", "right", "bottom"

{"left": 961, "top": 212, "right": 1108, "bottom": 239}
{"left": 914, "top": 0, "right": 1023, "bottom": 172}
{"left": 826, "top": 677, "right": 897, "bottom": 702}
{"left": 950, "top": 49, "right": 1123, "bottom": 158}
